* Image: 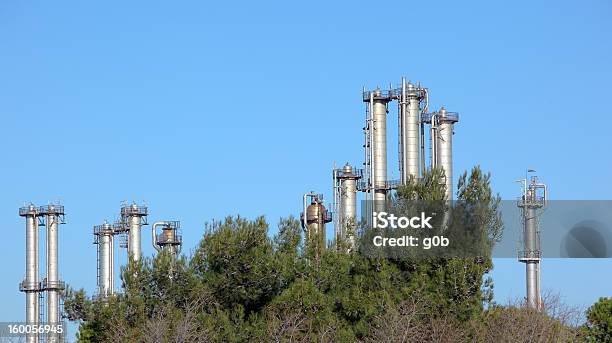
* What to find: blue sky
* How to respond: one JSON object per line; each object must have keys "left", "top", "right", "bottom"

{"left": 1, "top": 0, "right": 611, "bottom": 330}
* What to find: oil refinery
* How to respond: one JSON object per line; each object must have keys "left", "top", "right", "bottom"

{"left": 17, "top": 77, "right": 547, "bottom": 342}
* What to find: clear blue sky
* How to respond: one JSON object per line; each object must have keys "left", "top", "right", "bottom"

{"left": 1, "top": 0, "right": 611, "bottom": 329}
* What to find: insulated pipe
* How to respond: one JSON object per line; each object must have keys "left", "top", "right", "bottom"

{"left": 368, "top": 92, "right": 376, "bottom": 223}
{"left": 420, "top": 89, "right": 428, "bottom": 176}
{"left": 33, "top": 213, "right": 39, "bottom": 332}
{"left": 399, "top": 79, "right": 407, "bottom": 184}
{"left": 332, "top": 168, "right": 339, "bottom": 242}
{"left": 430, "top": 113, "right": 438, "bottom": 168}
{"left": 109, "top": 233, "right": 114, "bottom": 294}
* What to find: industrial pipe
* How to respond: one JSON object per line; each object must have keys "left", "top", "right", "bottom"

{"left": 430, "top": 113, "right": 438, "bottom": 169}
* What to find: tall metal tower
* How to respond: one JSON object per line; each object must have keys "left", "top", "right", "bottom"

{"left": 301, "top": 193, "right": 332, "bottom": 258}
{"left": 19, "top": 204, "right": 40, "bottom": 343}
{"left": 120, "top": 202, "right": 148, "bottom": 261}
{"left": 152, "top": 221, "right": 182, "bottom": 256}
{"left": 364, "top": 89, "right": 391, "bottom": 212}
{"left": 518, "top": 173, "right": 547, "bottom": 310}
{"left": 333, "top": 163, "right": 362, "bottom": 250}
{"left": 398, "top": 78, "right": 428, "bottom": 183}
{"left": 38, "top": 204, "right": 65, "bottom": 343}
{"left": 93, "top": 221, "right": 115, "bottom": 298}
{"left": 425, "top": 107, "right": 459, "bottom": 200}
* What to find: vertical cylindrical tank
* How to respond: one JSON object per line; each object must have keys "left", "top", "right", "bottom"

{"left": 302, "top": 194, "right": 332, "bottom": 257}
{"left": 20, "top": 205, "right": 39, "bottom": 343}
{"left": 436, "top": 107, "right": 458, "bottom": 200}
{"left": 128, "top": 212, "right": 141, "bottom": 260}
{"left": 122, "top": 203, "right": 148, "bottom": 262}
{"left": 96, "top": 222, "right": 113, "bottom": 297}
{"left": 339, "top": 164, "right": 358, "bottom": 249}
{"left": 47, "top": 211, "right": 59, "bottom": 325}
{"left": 372, "top": 92, "right": 388, "bottom": 210}
{"left": 405, "top": 82, "right": 421, "bottom": 181}
{"left": 524, "top": 202, "right": 539, "bottom": 308}
{"left": 162, "top": 228, "right": 177, "bottom": 255}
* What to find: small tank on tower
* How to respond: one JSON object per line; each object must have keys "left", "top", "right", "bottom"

{"left": 301, "top": 193, "right": 332, "bottom": 258}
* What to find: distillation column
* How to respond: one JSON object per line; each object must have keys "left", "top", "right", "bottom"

{"left": 333, "top": 164, "right": 361, "bottom": 250}
{"left": 94, "top": 222, "right": 114, "bottom": 297}
{"left": 39, "top": 204, "right": 65, "bottom": 343}
{"left": 433, "top": 107, "right": 459, "bottom": 200}
{"left": 400, "top": 80, "right": 421, "bottom": 183}
{"left": 372, "top": 93, "right": 388, "bottom": 208}
{"left": 121, "top": 203, "right": 148, "bottom": 261}
{"left": 152, "top": 221, "right": 182, "bottom": 256}
{"left": 19, "top": 205, "right": 39, "bottom": 343}
{"left": 518, "top": 176, "right": 547, "bottom": 310}
{"left": 363, "top": 89, "right": 392, "bottom": 215}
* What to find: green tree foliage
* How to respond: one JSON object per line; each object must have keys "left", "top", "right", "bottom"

{"left": 581, "top": 297, "right": 612, "bottom": 342}
{"left": 61, "top": 167, "right": 577, "bottom": 342}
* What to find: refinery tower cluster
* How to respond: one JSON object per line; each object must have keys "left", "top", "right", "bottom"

{"left": 18, "top": 76, "right": 547, "bottom": 342}
{"left": 18, "top": 202, "right": 182, "bottom": 343}
{"left": 302, "top": 77, "right": 459, "bottom": 253}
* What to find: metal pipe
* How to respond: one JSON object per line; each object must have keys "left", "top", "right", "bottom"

{"left": 430, "top": 113, "right": 438, "bottom": 168}
{"left": 421, "top": 89, "right": 429, "bottom": 176}
{"left": 363, "top": 110, "right": 369, "bottom": 228}
{"left": 110, "top": 233, "right": 114, "bottom": 294}
{"left": 303, "top": 194, "right": 309, "bottom": 240}
{"left": 33, "top": 212, "right": 39, "bottom": 339}
{"left": 399, "top": 78, "right": 407, "bottom": 183}
{"left": 368, "top": 93, "right": 375, "bottom": 226}
{"left": 534, "top": 183, "right": 548, "bottom": 206}
{"left": 332, "top": 166, "right": 338, "bottom": 242}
